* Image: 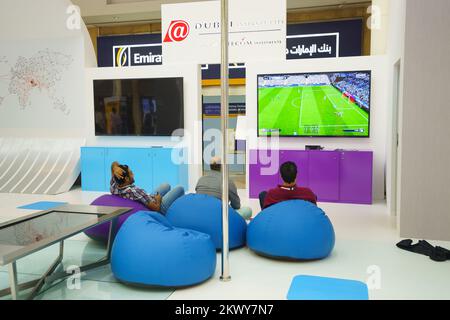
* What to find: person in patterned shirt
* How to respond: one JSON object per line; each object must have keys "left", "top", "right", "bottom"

{"left": 110, "top": 161, "right": 185, "bottom": 214}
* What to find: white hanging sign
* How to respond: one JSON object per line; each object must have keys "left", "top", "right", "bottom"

{"left": 161, "top": 0, "right": 286, "bottom": 64}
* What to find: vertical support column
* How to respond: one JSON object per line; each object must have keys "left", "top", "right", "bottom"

{"left": 220, "top": 0, "right": 231, "bottom": 282}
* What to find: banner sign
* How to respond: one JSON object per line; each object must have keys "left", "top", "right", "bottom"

{"left": 286, "top": 19, "right": 362, "bottom": 59}
{"left": 161, "top": 0, "right": 287, "bottom": 64}
{"left": 113, "top": 44, "right": 162, "bottom": 67}
{"left": 201, "top": 63, "right": 245, "bottom": 80}
{"left": 98, "top": 34, "right": 162, "bottom": 67}
{"left": 97, "top": 20, "right": 362, "bottom": 77}
{"left": 203, "top": 102, "right": 246, "bottom": 116}
{"left": 97, "top": 34, "right": 245, "bottom": 79}
{"left": 286, "top": 33, "right": 339, "bottom": 59}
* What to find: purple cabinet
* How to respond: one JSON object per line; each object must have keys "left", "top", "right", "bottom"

{"left": 339, "top": 151, "right": 373, "bottom": 204}
{"left": 249, "top": 150, "right": 279, "bottom": 198}
{"left": 308, "top": 151, "right": 340, "bottom": 202}
{"left": 249, "top": 149, "right": 373, "bottom": 205}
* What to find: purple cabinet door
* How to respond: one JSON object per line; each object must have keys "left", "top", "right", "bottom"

{"left": 249, "top": 150, "right": 280, "bottom": 198}
{"left": 279, "top": 150, "right": 309, "bottom": 187}
{"left": 308, "top": 151, "right": 340, "bottom": 202}
{"left": 339, "top": 151, "right": 373, "bottom": 204}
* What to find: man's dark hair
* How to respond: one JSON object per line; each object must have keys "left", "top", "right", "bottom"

{"left": 210, "top": 163, "right": 221, "bottom": 172}
{"left": 280, "top": 161, "right": 297, "bottom": 184}
{"left": 115, "top": 164, "right": 130, "bottom": 185}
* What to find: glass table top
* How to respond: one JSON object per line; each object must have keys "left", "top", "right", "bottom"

{"left": 0, "top": 211, "right": 98, "bottom": 247}
{"left": 0, "top": 205, "right": 131, "bottom": 265}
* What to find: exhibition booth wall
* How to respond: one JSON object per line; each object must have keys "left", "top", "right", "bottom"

{"left": 246, "top": 56, "right": 390, "bottom": 202}
{"left": 84, "top": 65, "right": 203, "bottom": 191}
{"left": 385, "top": 0, "right": 406, "bottom": 218}
{"left": 83, "top": 54, "right": 390, "bottom": 203}
{"left": 0, "top": 0, "right": 96, "bottom": 138}
{"left": 0, "top": 0, "right": 96, "bottom": 194}
{"left": 397, "top": 0, "right": 450, "bottom": 241}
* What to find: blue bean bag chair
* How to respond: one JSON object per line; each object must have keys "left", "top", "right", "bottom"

{"left": 84, "top": 195, "right": 149, "bottom": 242}
{"left": 111, "top": 211, "right": 216, "bottom": 288}
{"left": 247, "top": 200, "right": 335, "bottom": 260}
{"left": 166, "top": 194, "right": 247, "bottom": 250}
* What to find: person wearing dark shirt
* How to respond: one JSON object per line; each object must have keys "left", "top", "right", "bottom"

{"left": 259, "top": 161, "right": 317, "bottom": 209}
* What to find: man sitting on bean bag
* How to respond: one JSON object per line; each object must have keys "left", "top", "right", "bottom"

{"left": 195, "top": 156, "right": 252, "bottom": 220}
{"left": 259, "top": 161, "right": 317, "bottom": 210}
{"left": 111, "top": 161, "right": 185, "bottom": 215}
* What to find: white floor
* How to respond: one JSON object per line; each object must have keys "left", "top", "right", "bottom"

{"left": 1, "top": 187, "right": 449, "bottom": 300}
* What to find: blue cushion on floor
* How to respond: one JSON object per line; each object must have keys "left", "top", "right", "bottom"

{"left": 111, "top": 211, "right": 216, "bottom": 288}
{"left": 247, "top": 200, "right": 335, "bottom": 260}
{"left": 18, "top": 201, "right": 67, "bottom": 210}
{"left": 287, "top": 275, "right": 369, "bottom": 300}
{"left": 166, "top": 194, "right": 247, "bottom": 250}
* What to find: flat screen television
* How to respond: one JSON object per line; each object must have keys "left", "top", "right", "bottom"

{"left": 257, "top": 71, "right": 371, "bottom": 137}
{"left": 93, "top": 77, "right": 184, "bottom": 136}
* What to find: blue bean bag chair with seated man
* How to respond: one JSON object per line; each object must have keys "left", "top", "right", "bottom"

{"left": 247, "top": 200, "right": 335, "bottom": 261}
{"left": 165, "top": 193, "right": 247, "bottom": 250}
{"left": 111, "top": 211, "right": 217, "bottom": 288}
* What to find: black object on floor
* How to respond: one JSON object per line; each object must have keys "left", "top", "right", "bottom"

{"left": 396, "top": 239, "right": 450, "bottom": 262}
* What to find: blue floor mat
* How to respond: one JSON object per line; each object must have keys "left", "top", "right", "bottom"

{"left": 287, "top": 275, "right": 369, "bottom": 300}
{"left": 18, "top": 201, "right": 67, "bottom": 211}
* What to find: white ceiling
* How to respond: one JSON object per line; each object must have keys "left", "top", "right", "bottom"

{"left": 72, "top": 0, "right": 371, "bottom": 25}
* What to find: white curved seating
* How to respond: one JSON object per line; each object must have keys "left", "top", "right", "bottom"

{"left": 0, "top": 137, "right": 84, "bottom": 194}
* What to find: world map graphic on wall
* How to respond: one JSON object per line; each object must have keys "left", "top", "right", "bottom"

{"left": 0, "top": 49, "right": 74, "bottom": 115}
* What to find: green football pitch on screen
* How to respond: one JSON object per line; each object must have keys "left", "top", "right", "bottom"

{"left": 258, "top": 85, "right": 369, "bottom": 137}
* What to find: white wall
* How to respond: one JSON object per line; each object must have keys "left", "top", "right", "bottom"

{"left": 397, "top": 0, "right": 450, "bottom": 241}
{"left": 0, "top": 0, "right": 96, "bottom": 138}
{"left": 385, "top": 0, "right": 406, "bottom": 219}
{"left": 85, "top": 64, "right": 203, "bottom": 191}
{"left": 0, "top": 0, "right": 96, "bottom": 194}
{"left": 245, "top": 56, "right": 390, "bottom": 202}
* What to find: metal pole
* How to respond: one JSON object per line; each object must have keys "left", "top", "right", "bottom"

{"left": 8, "top": 262, "right": 18, "bottom": 300}
{"left": 220, "top": 0, "right": 231, "bottom": 282}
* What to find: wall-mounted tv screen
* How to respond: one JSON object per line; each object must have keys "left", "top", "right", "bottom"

{"left": 93, "top": 77, "right": 184, "bottom": 136}
{"left": 258, "top": 71, "right": 371, "bottom": 137}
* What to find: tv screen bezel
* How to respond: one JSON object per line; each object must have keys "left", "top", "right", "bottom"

{"left": 93, "top": 77, "right": 184, "bottom": 137}
{"left": 257, "top": 70, "right": 372, "bottom": 138}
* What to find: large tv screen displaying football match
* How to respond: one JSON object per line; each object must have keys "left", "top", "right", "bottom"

{"left": 258, "top": 71, "right": 371, "bottom": 137}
